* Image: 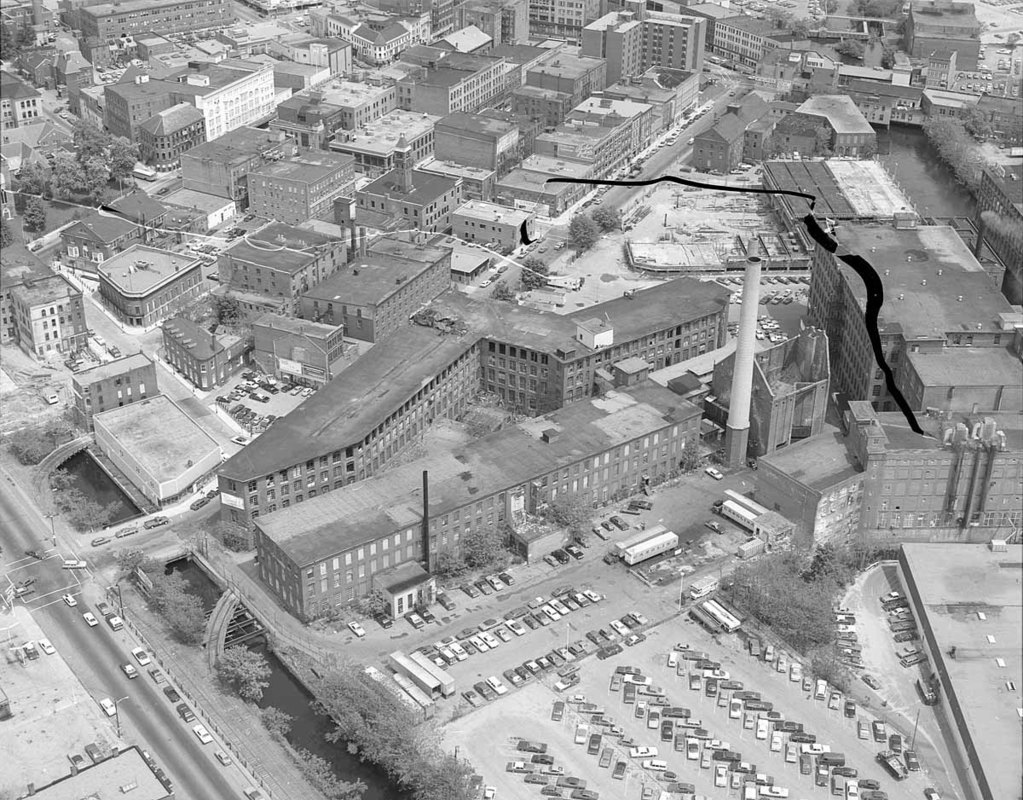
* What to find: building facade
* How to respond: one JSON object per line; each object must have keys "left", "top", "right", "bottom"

{"left": 181, "top": 127, "right": 297, "bottom": 206}
{"left": 9, "top": 274, "right": 87, "bottom": 358}
{"left": 0, "top": 70, "right": 42, "bottom": 128}
{"left": 97, "top": 246, "right": 204, "bottom": 328}
{"left": 161, "top": 317, "right": 247, "bottom": 390}
{"left": 974, "top": 165, "right": 1023, "bottom": 305}
{"left": 137, "top": 103, "right": 207, "bottom": 171}
{"left": 251, "top": 313, "right": 348, "bottom": 387}
{"left": 70, "top": 353, "right": 158, "bottom": 431}
{"left": 452, "top": 200, "right": 534, "bottom": 252}
{"left": 77, "top": 0, "right": 234, "bottom": 57}
{"left": 246, "top": 152, "right": 357, "bottom": 225}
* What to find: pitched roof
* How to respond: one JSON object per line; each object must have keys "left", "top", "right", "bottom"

{"left": 699, "top": 113, "right": 745, "bottom": 144}
{"left": 138, "top": 102, "right": 205, "bottom": 136}
{"left": 0, "top": 70, "right": 40, "bottom": 100}
{"left": 63, "top": 212, "right": 139, "bottom": 244}
{"left": 108, "top": 191, "right": 167, "bottom": 224}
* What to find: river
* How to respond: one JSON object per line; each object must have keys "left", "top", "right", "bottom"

{"left": 59, "top": 450, "right": 140, "bottom": 526}
{"left": 876, "top": 125, "right": 980, "bottom": 220}
{"left": 168, "top": 559, "right": 405, "bottom": 800}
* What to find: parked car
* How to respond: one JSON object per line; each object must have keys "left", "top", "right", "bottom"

{"left": 143, "top": 516, "right": 169, "bottom": 529}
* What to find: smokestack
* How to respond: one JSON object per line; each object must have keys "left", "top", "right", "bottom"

{"left": 421, "top": 470, "right": 430, "bottom": 572}
{"left": 349, "top": 221, "right": 357, "bottom": 262}
{"left": 724, "top": 255, "right": 764, "bottom": 468}
{"left": 359, "top": 227, "right": 368, "bottom": 257}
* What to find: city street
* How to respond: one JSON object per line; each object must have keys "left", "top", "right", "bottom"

{"left": 0, "top": 476, "right": 246, "bottom": 799}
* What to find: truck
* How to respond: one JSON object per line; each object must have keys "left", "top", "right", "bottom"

{"left": 620, "top": 530, "right": 679, "bottom": 566}
{"left": 690, "top": 575, "right": 719, "bottom": 600}
{"left": 615, "top": 525, "right": 669, "bottom": 555}
{"left": 876, "top": 750, "right": 907, "bottom": 780}
{"left": 546, "top": 274, "right": 582, "bottom": 291}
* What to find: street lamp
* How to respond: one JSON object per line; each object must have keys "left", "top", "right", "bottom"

{"left": 113, "top": 696, "right": 130, "bottom": 738}
{"left": 44, "top": 513, "right": 57, "bottom": 548}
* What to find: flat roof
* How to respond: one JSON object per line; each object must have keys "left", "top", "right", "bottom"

{"left": 74, "top": 353, "right": 154, "bottom": 384}
{"left": 257, "top": 380, "right": 700, "bottom": 565}
{"left": 418, "top": 157, "right": 496, "bottom": 182}
{"left": 183, "top": 127, "right": 290, "bottom": 166}
{"left": 797, "top": 95, "right": 874, "bottom": 135}
{"left": 760, "top": 425, "right": 862, "bottom": 492}
{"left": 571, "top": 95, "right": 652, "bottom": 119}
{"left": 900, "top": 542, "right": 1022, "bottom": 800}
{"left": 98, "top": 246, "right": 201, "bottom": 296}
{"left": 162, "top": 187, "right": 235, "bottom": 213}
{"left": 284, "top": 78, "right": 394, "bottom": 109}
{"left": 33, "top": 747, "right": 167, "bottom": 800}
{"left": 830, "top": 224, "right": 1015, "bottom": 340}
{"left": 907, "top": 346, "right": 1023, "bottom": 392}
{"left": 333, "top": 110, "right": 439, "bottom": 157}
{"left": 254, "top": 312, "right": 342, "bottom": 337}
{"left": 763, "top": 160, "right": 914, "bottom": 219}
{"left": 982, "top": 164, "right": 1023, "bottom": 216}
{"left": 94, "top": 395, "right": 219, "bottom": 483}
{"left": 453, "top": 200, "right": 531, "bottom": 225}
{"left": 9, "top": 273, "right": 78, "bottom": 306}
{"left": 303, "top": 254, "right": 440, "bottom": 306}
{"left": 251, "top": 152, "right": 354, "bottom": 182}
{"left": 527, "top": 52, "right": 604, "bottom": 80}
{"left": 436, "top": 110, "right": 517, "bottom": 138}
{"left": 362, "top": 168, "right": 459, "bottom": 207}
{"left": 824, "top": 160, "right": 916, "bottom": 217}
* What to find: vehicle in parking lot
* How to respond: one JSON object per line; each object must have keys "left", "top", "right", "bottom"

{"left": 163, "top": 685, "right": 181, "bottom": 703}
{"left": 705, "top": 467, "right": 724, "bottom": 480}
{"left": 83, "top": 612, "right": 99, "bottom": 627}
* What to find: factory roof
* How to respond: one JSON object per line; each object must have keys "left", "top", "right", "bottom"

{"left": 222, "top": 228, "right": 339, "bottom": 274}
{"left": 32, "top": 747, "right": 167, "bottom": 800}
{"left": 684, "top": 3, "right": 736, "bottom": 18}
{"left": 760, "top": 425, "right": 862, "bottom": 492}
{"left": 303, "top": 253, "right": 441, "bottom": 307}
{"left": 899, "top": 542, "right": 1022, "bottom": 800}
{"left": 453, "top": 200, "right": 531, "bottom": 225}
{"left": 97, "top": 245, "right": 201, "bottom": 297}
{"left": 9, "top": 273, "right": 79, "bottom": 307}
{"left": 527, "top": 52, "right": 604, "bottom": 80}
{"left": 831, "top": 224, "right": 1016, "bottom": 340}
{"left": 762, "top": 159, "right": 915, "bottom": 219}
{"left": 256, "top": 379, "right": 701, "bottom": 565}
{"left": 796, "top": 95, "right": 875, "bottom": 135}
{"left": 250, "top": 152, "right": 354, "bottom": 183}
{"left": 571, "top": 95, "right": 652, "bottom": 120}
{"left": 282, "top": 78, "right": 395, "bottom": 111}
{"left": 436, "top": 110, "right": 517, "bottom": 138}
{"left": 93, "top": 395, "right": 220, "bottom": 483}
{"left": 332, "top": 110, "right": 440, "bottom": 156}
{"left": 922, "top": 89, "right": 978, "bottom": 109}
{"left": 418, "top": 158, "right": 495, "bottom": 183}
{"left": 906, "top": 346, "right": 1023, "bottom": 394}
{"left": 73, "top": 353, "right": 154, "bottom": 384}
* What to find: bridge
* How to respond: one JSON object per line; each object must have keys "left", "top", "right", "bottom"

{"left": 205, "top": 591, "right": 266, "bottom": 669}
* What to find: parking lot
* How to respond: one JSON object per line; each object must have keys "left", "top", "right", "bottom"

{"left": 216, "top": 370, "right": 316, "bottom": 438}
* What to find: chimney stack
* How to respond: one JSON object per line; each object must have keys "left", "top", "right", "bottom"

{"left": 349, "top": 220, "right": 357, "bottom": 262}
{"left": 421, "top": 470, "right": 430, "bottom": 572}
{"left": 724, "top": 254, "right": 764, "bottom": 468}
{"left": 359, "top": 227, "right": 368, "bottom": 257}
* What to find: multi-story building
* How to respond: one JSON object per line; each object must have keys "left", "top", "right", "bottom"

{"left": 103, "top": 75, "right": 176, "bottom": 143}
{"left": 299, "top": 235, "right": 451, "bottom": 342}
{"left": 1, "top": 251, "right": 52, "bottom": 346}
{"left": 70, "top": 352, "right": 158, "bottom": 430}
{"left": 246, "top": 151, "right": 357, "bottom": 225}
{"left": 267, "top": 36, "right": 353, "bottom": 78}
{"left": 692, "top": 93, "right": 769, "bottom": 172}
{"left": 321, "top": 11, "right": 429, "bottom": 65}
{"left": 793, "top": 95, "right": 877, "bottom": 156}
{"left": 0, "top": 70, "right": 42, "bottom": 128}
{"left": 906, "top": 0, "right": 981, "bottom": 70}
{"left": 9, "top": 274, "right": 87, "bottom": 358}
{"left": 495, "top": 154, "right": 593, "bottom": 215}
{"left": 161, "top": 316, "right": 248, "bottom": 391}
{"left": 512, "top": 84, "right": 572, "bottom": 129}
{"left": 218, "top": 223, "right": 348, "bottom": 317}
{"left": 253, "top": 377, "right": 701, "bottom": 617}
{"left": 396, "top": 49, "right": 507, "bottom": 116}
{"left": 97, "top": 246, "right": 204, "bottom": 328}
{"left": 679, "top": 2, "right": 735, "bottom": 51}
{"left": 137, "top": 103, "right": 206, "bottom": 171}
{"left": 561, "top": 95, "right": 655, "bottom": 162}
{"left": 165, "top": 59, "right": 277, "bottom": 144}
{"left": 181, "top": 127, "right": 297, "bottom": 206}
{"left": 525, "top": 52, "right": 606, "bottom": 109}
{"left": 807, "top": 222, "right": 1021, "bottom": 414}
{"left": 452, "top": 201, "right": 534, "bottom": 253}
{"left": 77, "top": 0, "right": 234, "bottom": 63}
{"left": 456, "top": 0, "right": 529, "bottom": 45}
{"left": 271, "top": 79, "right": 398, "bottom": 151}
{"left": 61, "top": 213, "right": 143, "bottom": 276}
{"left": 328, "top": 108, "right": 437, "bottom": 176}
{"left": 603, "top": 67, "right": 699, "bottom": 134}
{"left": 251, "top": 313, "right": 347, "bottom": 387}
{"left": 434, "top": 111, "right": 520, "bottom": 174}
{"left": 527, "top": 0, "right": 603, "bottom": 42}
{"left": 581, "top": 6, "right": 706, "bottom": 84}
{"left": 975, "top": 164, "right": 1023, "bottom": 304}
{"left": 713, "top": 16, "right": 791, "bottom": 71}
{"left": 217, "top": 276, "right": 728, "bottom": 525}
{"left": 418, "top": 158, "right": 496, "bottom": 201}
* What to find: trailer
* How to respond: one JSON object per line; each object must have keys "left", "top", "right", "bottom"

{"left": 546, "top": 274, "right": 582, "bottom": 291}
{"left": 689, "top": 575, "right": 719, "bottom": 600}
{"left": 720, "top": 500, "right": 759, "bottom": 533}
{"left": 621, "top": 530, "right": 679, "bottom": 565}
{"left": 364, "top": 666, "right": 425, "bottom": 718}
{"left": 722, "top": 490, "right": 768, "bottom": 517}
{"left": 615, "top": 525, "right": 669, "bottom": 555}
{"left": 701, "top": 599, "right": 742, "bottom": 633}
{"left": 388, "top": 652, "right": 443, "bottom": 699}
{"left": 391, "top": 672, "right": 436, "bottom": 715}
{"left": 407, "top": 650, "right": 456, "bottom": 698}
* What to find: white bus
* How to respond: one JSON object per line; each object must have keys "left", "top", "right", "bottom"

{"left": 720, "top": 500, "right": 759, "bottom": 532}
{"left": 702, "top": 599, "right": 742, "bottom": 633}
{"left": 723, "top": 489, "right": 768, "bottom": 517}
{"left": 132, "top": 162, "right": 157, "bottom": 181}
{"left": 689, "top": 575, "right": 719, "bottom": 600}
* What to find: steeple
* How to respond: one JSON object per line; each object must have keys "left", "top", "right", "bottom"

{"left": 395, "top": 133, "right": 413, "bottom": 193}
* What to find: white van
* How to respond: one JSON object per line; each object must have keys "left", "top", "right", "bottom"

{"left": 107, "top": 615, "right": 124, "bottom": 631}
{"left": 667, "top": 651, "right": 679, "bottom": 669}
{"left": 62, "top": 559, "right": 88, "bottom": 569}
{"left": 814, "top": 679, "right": 828, "bottom": 701}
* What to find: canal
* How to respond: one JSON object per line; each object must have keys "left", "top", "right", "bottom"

{"left": 877, "top": 125, "right": 979, "bottom": 220}
{"left": 167, "top": 559, "right": 405, "bottom": 800}
{"left": 59, "top": 450, "right": 140, "bottom": 526}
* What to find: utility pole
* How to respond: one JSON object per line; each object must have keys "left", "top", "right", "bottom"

{"left": 910, "top": 708, "right": 921, "bottom": 751}
{"left": 113, "top": 696, "right": 129, "bottom": 738}
{"left": 44, "top": 513, "right": 57, "bottom": 548}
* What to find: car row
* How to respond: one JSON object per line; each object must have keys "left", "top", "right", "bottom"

{"left": 502, "top": 734, "right": 598, "bottom": 799}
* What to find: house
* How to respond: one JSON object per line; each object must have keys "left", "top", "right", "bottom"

{"left": 61, "top": 213, "right": 144, "bottom": 275}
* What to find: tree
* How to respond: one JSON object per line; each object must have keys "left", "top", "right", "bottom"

{"left": 813, "top": 125, "right": 834, "bottom": 157}
{"left": 354, "top": 588, "right": 389, "bottom": 618}
{"left": 791, "top": 18, "right": 813, "bottom": 39}
{"left": 808, "top": 646, "right": 851, "bottom": 693}
{"left": 22, "top": 196, "right": 47, "bottom": 232}
{"left": 764, "top": 6, "right": 793, "bottom": 26}
{"left": 543, "top": 496, "right": 592, "bottom": 536}
{"left": 678, "top": 442, "right": 702, "bottom": 474}
{"left": 108, "top": 137, "right": 140, "bottom": 183}
{"left": 460, "top": 526, "right": 506, "bottom": 570}
{"left": 922, "top": 116, "right": 988, "bottom": 191}
{"left": 1006, "top": 31, "right": 1020, "bottom": 46}
{"left": 6, "top": 426, "right": 57, "bottom": 464}
{"left": 295, "top": 750, "right": 366, "bottom": 800}
{"left": 72, "top": 119, "right": 111, "bottom": 163}
{"left": 590, "top": 206, "right": 621, "bottom": 232}
{"left": 491, "top": 281, "right": 515, "bottom": 302}
{"left": 14, "top": 160, "right": 50, "bottom": 199}
{"left": 50, "top": 153, "right": 86, "bottom": 199}
{"left": 50, "top": 470, "right": 116, "bottom": 530}
{"left": 880, "top": 46, "right": 896, "bottom": 69}
{"left": 960, "top": 107, "right": 994, "bottom": 140}
{"left": 433, "top": 551, "right": 469, "bottom": 580}
{"left": 260, "top": 706, "right": 293, "bottom": 740}
{"left": 211, "top": 295, "right": 244, "bottom": 327}
{"left": 215, "top": 645, "right": 271, "bottom": 702}
{"left": 519, "top": 255, "right": 549, "bottom": 290}
{"left": 146, "top": 571, "right": 207, "bottom": 645}
{"left": 0, "top": 217, "right": 11, "bottom": 248}
{"left": 834, "top": 40, "right": 865, "bottom": 59}
{"left": 210, "top": 520, "right": 250, "bottom": 551}
{"left": 823, "top": 0, "right": 839, "bottom": 10}
{"left": 115, "top": 548, "right": 157, "bottom": 575}
{"left": 568, "top": 213, "right": 600, "bottom": 252}
{"left": 81, "top": 156, "right": 111, "bottom": 200}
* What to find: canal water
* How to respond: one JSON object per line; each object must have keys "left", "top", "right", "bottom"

{"left": 59, "top": 450, "right": 140, "bottom": 526}
{"left": 167, "top": 559, "right": 404, "bottom": 800}
{"left": 876, "top": 125, "right": 980, "bottom": 220}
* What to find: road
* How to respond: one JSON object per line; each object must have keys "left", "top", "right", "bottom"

{"left": 0, "top": 479, "right": 240, "bottom": 799}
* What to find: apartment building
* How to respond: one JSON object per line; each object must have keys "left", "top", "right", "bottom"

{"left": 807, "top": 222, "right": 1021, "bottom": 414}
{"left": 97, "top": 246, "right": 204, "bottom": 328}
{"left": 299, "top": 237, "right": 451, "bottom": 342}
{"left": 527, "top": 0, "right": 604, "bottom": 42}
{"left": 512, "top": 84, "right": 573, "bottom": 129}
{"left": 456, "top": 0, "right": 530, "bottom": 45}
{"left": 217, "top": 276, "right": 727, "bottom": 524}
{"left": 713, "top": 16, "right": 790, "bottom": 71}
{"left": 181, "top": 127, "right": 297, "bottom": 206}
{"left": 253, "top": 379, "right": 702, "bottom": 617}
{"left": 9, "top": 274, "right": 87, "bottom": 358}
{"left": 396, "top": 49, "right": 507, "bottom": 116}
{"left": 219, "top": 223, "right": 348, "bottom": 317}
{"left": 0, "top": 70, "right": 42, "bottom": 128}
{"left": 137, "top": 103, "right": 207, "bottom": 171}
{"left": 434, "top": 111, "right": 520, "bottom": 173}
{"left": 272, "top": 79, "right": 398, "bottom": 151}
{"left": 1, "top": 255, "right": 52, "bottom": 346}
{"left": 162, "top": 317, "right": 248, "bottom": 391}
{"left": 246, "top": 152, "right": 357, "bottom": 226}
{"left": 71, "top": 353, "right": 158, "bottom": 431}
{"left": 251, "top": 314, "right": 347, "bottom": 387}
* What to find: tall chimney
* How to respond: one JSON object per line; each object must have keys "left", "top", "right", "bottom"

{"left": 349, "top": 220, "right": 357, "bottom": 262}
{"left": 359, "top": 226, "right": 368, "bottom": 257}
{"left": 724, "top": 254, "right": 764, "bottom": 468}
{"left": 421, "top": 470, "right": 430, "bottom": 572}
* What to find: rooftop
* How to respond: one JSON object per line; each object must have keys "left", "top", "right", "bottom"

{"left": 32, "top": 747, "right": 168, "bottom": 800}
{"left": 830, "top": 224, "right": 1015, "bottom": 339}
{"left": 763, "top": 160, "right": 915, "bottom": 219}
{"left": 303, "top": 253, "right": 442, "bottom": 307}
{"left": 0, "top": 69, "right": 41, "bottom": 100}
{"left": 527, "top": 52, "right": 604, "bottom": 81}
{"left": 137, "top": 101, "right": 205, "bottom": 136}
{"left": 253, "top": 312, "right": 342, "bottom": 338}
{"left": 439, "top": 25, "right": 492, "bottom": 53}
{"left": 223, "top": 223, "right": 341, "bottom": 273}
{"left": 906, "top": 346, "right": 1023, "bottom": 394}
{"left": 717, "top": 15, "right": 788, "bottom": 36}
{"left": 162, "top": 187, "right": 236, "bottom": 213}
{"left": 684, "top": 2, "right": 735, "bottom": 18}
{"left": 436, "top": 110, "right": 517, "bottom": 138}
{"left": 796, "top": 95, "right": 875, "bottom": 135}
{"left": 74, "top": 352, "right": 154, "bottom": 384}
{"left": 332, "top": 110, "right": 440, "bottom": 157}
{"left": 256, "top": 379, "right": 700, "bottom": 565}
{"left": 453, "top": 200, "right": 531, "bottom": 224}
{"left": 162, "top": 316, "right": 240, "bottom": 361}
{"left": 760, "top": 425, "right": 862, "bottom": 492}
{"left": 982, "top": 164, "right": 1023, "bottom": 216}
{"left": 63, "top": 212, "right": 138, "bottom": 244}
{"left": 250, "top": 151, "right": 355, "bottom": 183}
{"left": 283, "top": 78, "right": 395, "bottom": 110}
{"left": 361, "top": 168, "right": 459, "bottom": 207}
{"left": 583, "top": 11, "right": 642, "bottom": 33}
{"left": 184, "top": 127, "right": 293, "bottom": 166}
{"left": 571, "top": 95, "right": 652, "bottom": 120}
{"left": 900, "top": 542, "right": 1022, "bottom": 800}
{"left": 98, "top": 245, "right": 201, "bottom": 296}
{"left": 9, "top": 273, "right": 78, "bottom": 306}
{"left": 418, "top": 158, "right": 496, "bottom": 182}
{"left": 93, "top": 395, "right": 220, "bottom": 483}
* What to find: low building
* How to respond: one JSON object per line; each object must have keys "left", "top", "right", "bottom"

{"left": 94, "top": 394, "right": 222, "bottom": 507}
{"left": 29, "top": 745, "right": 171, "bottom": 800}
{"left": 251, "top": 313, "right": 348, "bottom": 387}
{"left": 97, "top": 245, "right": 204, "bottom": 328}
{"left": 495, "top": 154, "right": 593, "bottom": 216}
{"left": 418, "top": 158, "right": 496, "bottom": 201}
{"left": 60, "top": 213, "right": 144, "bottom": 276}
{"left": 246, "top": 151, "right": 357, "bottom": 225}
{"left": 181, "top": 127, "right": 298, "bottom": 206}
{"left": 434, "top": 110, "right": 521, "bottom": 174}
{"left": 252, "top": 378, "right": 702, "bottom": 617}
{"left": 70, "top": 352, "right": 159, "bottom": 431}
{"left": 9, "top": 273, "right": 87, "bottom": 359}
{"left": 299, "top": 234, "right": 451, "bottom": 342}
{"left": 161, "top": 316, "right": 247, "bottom": 390}
{"left": 512, "top": 84, "right": 573, "bottom": 129}
{"left": 452, "top": 200, "right": 533, "bottom": 253}
{"left": 160, "top": 188, "right": 236, "bottom": 232}
{"left": 692, "top": 93, "right": 770, "bottom": 172}
{"left": 137, "top": 102, "right": 206, "bottom": 171}
{"left": 793, "top": 95, "right": 876, "bottom": 156}
{"left": 218, "top": 223, "right": 348, "bottom": 316}
{"left": 0, "top": 70, "right": 42, "bottom": 128}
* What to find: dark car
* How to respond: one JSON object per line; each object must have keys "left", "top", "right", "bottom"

{"left": 25, "top": 549, "right": 43, "bottom": 560}
{"left": 144, "top": 516, "right": 169, "bottom": 529}
{"left": 552, "top": 549, "right": 571, "bottom": 565}
{"left": 609, "top": 516, "right": 628, "bottom": 530}
{"left": 373, "top": 613, "right": 394, "bottom": 629}
{"left": 418, "top": 607, "right": 436, "bottom": 624}
{"left": 436, "top": 592, "right": 456, "bottom": 611}
{"left": 189, "top": 496, "right": 210, "bottom": 511}
{"left": 498, "top": 572, "right": 515, "bottom": 585}
{"left": 473, "top": 579, "right": 493, "bottom": 595}
{"left": 176, "top": 703, "right": 195, "bottom": 723}
{"left": 888, "top": 733, "right": 903, "bottom": 754}
{"left": 163, "top": 686, "right": 181, "bottom": 703}
{"left": 600, "top": 521, "right": 614, "bottom": 532}
{"left": 460, "top": 583, "right": 479, "bottom": 598}
{"left": 522, "top": 614, "right": 539, "bottom": 630}
{"left": 903, "top": 750, "right": 920, "bottom": 772}
{"left": 844, "top": 700, "right": 857, "bottom": 718}
{"left": 565, "top": 544, "right": 584, "bottom": 560}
